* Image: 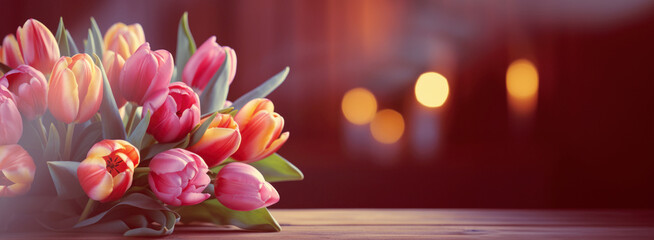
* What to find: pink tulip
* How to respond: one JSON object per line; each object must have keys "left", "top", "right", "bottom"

{"left": 148, "top": 148, "right": 210, "bottom": 206}
{"left": 104, "top": 22, "right": 145, "bottom": 60}
{"left": 187, "top": 113, "right": 241, "bottom": 167}
{"left": 48, "top": 54, "right": 103, "bottom": 124}
{"left": 0, "top": 145, "right": 35, "bottom": 197}
{"left": 1, "top": 34, "right": 24, "bottom": 68}
{"left": 215, "top": 162, "right": 279, "bottom": 211}
{"left": 0, "top": 86, "right": 22, "bottom": 145}
{"left": 16, "top": 19, "right": 60, "bottom": 74}
{"left": 0, "top": 65, "right": 47, "bottom": 120}
{"left": 144, "top": 82, "right": 200, "bottom": 143}
{"left": 103, "top": 51, "right": 126, "bottom": 108}
{"left": 119, "top": 43, "right": 172, "bottom": 110}
{"left": 231, "top": 98, "right": 289, "bottom": 163}
{"left": 182, "top": 36, "right": 237, "bottom": 92}
{"left": 77, "top": 139, "right": 140, "bottom": 202}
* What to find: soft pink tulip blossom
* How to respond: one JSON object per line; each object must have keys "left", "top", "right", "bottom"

{"left": 119, "top": 43, "right": 172, "bottom": 110}
{"left": 231, "top": 98, "right": 289, "bottom": 163}
{"left": 0, "top": 65, "right": 47, "bottom": 120}
{"left": 16, "top": 19, "right": 60, "bottom": 74}
{"left": 0, "top": 86, "right": 22, "bottom": 145}
{"left": 103, "top": 22, "right": 145, "bottom": 60}
{"left": 187, "top": 113, "right": 241, "bottom": 167}
{"left": 144, "top": 82, "right": 200, "bottom": 143}
{"left": 77, "top": 140, "right": 140, "bottom": 202}
{"left": 148, "top": 148, "right": 210, "bottom": 206}
{"left": 215, "top": 162, "right": 279, "bottom": 211}
{"left": 182, "top": 36, "right": 237, "bottom": 92}
{"left": 1, "top": 34, "right": 24, "bottom": 68}
{"left": 48, "top": 54, "right": 103, "bottom": 124}
{"left": 0, "top": 145, "right": 35, "bottom": 197}
{"left": 103, "top": 51, "right": 126, "bottom": 108}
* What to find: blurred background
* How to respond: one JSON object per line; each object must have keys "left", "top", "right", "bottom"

{"left": 2, "top": 0, "right": 653, "bottom": 208}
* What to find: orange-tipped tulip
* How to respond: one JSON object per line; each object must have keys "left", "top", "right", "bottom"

{"left": 0, "top": 145, "right": 35, "bottom": 197}
{"left": 103, "top": 51, "right": 126, "bottom": 108}
{"left": 48, "top": 54, "right": 103, "bottom": 124}
{"left": 118, "top": 43, "right": 172, "bottom": 110}
{"left": 16, "top": 19, "right": 60, "bottom": 74}
{"left": 231, "top": 98, "right": 289, "bottom": 163}
{"left": 104, "top": 22, "right": 145, "bottom": 60}
{"left": 1, "top": 34, "right": 24, "bottom": 68}
{"left": 182, "top": 36, "right": 237, "bottom": 92}
{"left": 0, "top": 65, "right": 48, "bottom": 120}
{"left": 77, "top": 139, "right": 140, "bottom": 203}
{"left": 0, "top": 87, "right": 22, "bottom": 145}
{"left": 187, "top": 113, "right": 241, "bottom": 167}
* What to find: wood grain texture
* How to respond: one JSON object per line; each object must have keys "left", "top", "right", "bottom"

{"left": 1, "top": 209, "right": 653, "bottom": 239}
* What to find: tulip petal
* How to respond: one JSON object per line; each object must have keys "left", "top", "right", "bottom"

{"left": 48, "top": 66, "right": 79, "bottom": 124}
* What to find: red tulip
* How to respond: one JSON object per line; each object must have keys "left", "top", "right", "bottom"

{"left": 0, "top": 145, "right": 35, "bottom": 197}
{"left": 182, "top": 36, "right": 236, "bottom": 92}
{"left": 187, "top": 113, "right": 241, "bottom": 167}
{"left": 231, "top": 98, "right": 289, "bottom": 163}
{"left": 144, "top": 82, "right": 200, "bottom": 143}
{"left": 118, "top": 43, "right": 172, "bottom": 110}
{"left": 0, "top": 86, "right": 22, "bottom": 145}
{"left": 16, "top": 19, "right": 60, "bottom": 74}
{"left": 77, "top": 139, "right": 140, "bottom": 202}
{"left": 215, "top": 162, "right": 279, "bottom": 211}
{"left": 0, "top": 65, "right": 48, "bottom": 120}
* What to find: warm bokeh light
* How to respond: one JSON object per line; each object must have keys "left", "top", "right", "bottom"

{"left": 342, "top": 88, "right": 378, "bottom": 125}
{"left": 370, "top": 109, "right": 405, "bottom": 144}
{"left": 506, "top": 59, "right": 539, "bottom": 116}
{"left": 415, "top": 72, "right": 450, "bottom": 108}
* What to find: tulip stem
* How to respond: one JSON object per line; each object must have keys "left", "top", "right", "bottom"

{"left": 78, "top": 198, "right": 96, "bottom": 223}
{"left": 63, "top": 123, "right": 75, "bottom": 161}
{"left": 134, "top": 167, "right": 150, "bottom": 174}
{"left": 125, "top": 103, "right": 138, "bottom": 136}
{"left": 35, "top": 117, "right": 48, "bottom": 148}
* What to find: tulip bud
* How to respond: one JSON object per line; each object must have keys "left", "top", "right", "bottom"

{"left": 0, "top": 145, "right": 36, "bottom": 197}
{"left": 103, "top": 51, "right": 126, "bottom": 108}
{"left": 182, "top": 36, "right": 237, "bottom": 92}
{"left": 215, "top": 162, "right": 279, "bottom": 211}
{"left": 77, "top": 139, "right": 140, "bottom": 202}
{"left": 103, "top": 22, "right": 145, "bottom": 60}
{"left": 16, "top": 19, "right": 60, "bottom": 74}
{"left": 0, "top": 65, "right": 48, "bottom": 120}
{"left": 144, "top": 82, "right": 200, "bottom": 143}
{"left": 119, "top": 43, "right": 172, "bottom": 110}
{"left": 48, "top": 54, "right": 103, "bottom": 124}
{"left": 231, "top": 98, "right": 289, "bottom": 163}
{"left": 187, "top": 113, "right": 241, "bottom": 167}
{"left": 0, "top": 86, "right": 22, "bottom": 145}
{"left": 148, "top": 148, "right": 210, "bottom": 206}
{"left": 1, "top": 34, "right": 24, "bottom": 68}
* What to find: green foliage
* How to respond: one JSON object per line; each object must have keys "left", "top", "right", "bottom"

{"left": 232, "top": 67, "right": 289, "bottom": 109}
{"left": 199, "top": 48, "right": 232, "bottom": 114}
{"left": 176, "top": 199, "right": 281, "bottom": 232}
{"left": 127, "top": 110, "right": 151, "bottom": 150}
{"left": 189, "top": 112, "right": 217, "bottom": 146}
{"left": 172, "top": 12, "right": 197, "bottom": 83}
{"left": 92, "top": 54, "right": 127, "bottom": 140}
{"left": 47, "top": 161, "right": 84, "bottom": 199}
{"left": 250, "top": 153, "right": 304, "bottom": 182}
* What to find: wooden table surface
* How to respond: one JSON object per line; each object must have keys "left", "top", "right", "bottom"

{"left": 2, "top": 209, "right": 654, "bottom": 239}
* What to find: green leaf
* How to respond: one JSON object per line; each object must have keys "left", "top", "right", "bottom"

{"left": 199, "top": 48, "right": 232, "bottom": 114}
{"left": 66, "top": 30, "right": 80, "bottom": 55}
{"left": 177, "top": 199, "right": 281, "bottom": 232}
{"left": 250, "top": 153, "right": 304, "bottom": 182}
{"left": 47, "top": 161, "right": 85, "bottom": 199}
{"left": 189, "top": 112, "right": 217, "bottom": 146}
{"left": 92, "top": 54, "right": 127, "bottom": 140}
{"left": 72, "top": 121, "right": 103, "bottom": 162}
{"left": 55, "top": 17, "right": 70, "bottom": 56}
{"left": 141, "top": 135, "right": 190, "bottom": 160}
{"left": 89, "top": 17, "right": 105, "bottom": 60}
{"left": 127, "top": 110, "right": 151, "bottom": 150}
{"left": 172, "top": 12, "right": 197, "bottom": 83}
{"left": 232, "top": 67, "right": 289, "bottom": 110}
{"left": 43, "top": 123, "right": 62, "bottom": 161}
{"left": 84, "top": 29, "right": 95, "bottom": 55}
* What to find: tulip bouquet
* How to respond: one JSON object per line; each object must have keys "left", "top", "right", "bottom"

{"left": 0, "top": 13, "right": 302, "bottom": 236}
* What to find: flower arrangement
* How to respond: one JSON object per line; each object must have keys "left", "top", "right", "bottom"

{"left": 0, "top": 13, "right": 302, "bottom": 236}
